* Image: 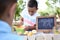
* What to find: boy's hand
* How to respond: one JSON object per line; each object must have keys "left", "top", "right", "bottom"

{"left": 24, "top": 26, "right": 29, "bottom": 31}
{"left": 18, "top": 17, "right": 23, "bottom": 26}
{"left": 19, "top": 20, "right": 23, "bottom": 26}
{"left": 24, "top": 24, "right": 36, "bottom": 31}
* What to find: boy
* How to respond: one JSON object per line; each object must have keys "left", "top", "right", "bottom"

{"left": 0, "top": 0, "right": 24, "bottom": 40}
{"left": 20, "top": 0, "right": 40, "bottom": 30}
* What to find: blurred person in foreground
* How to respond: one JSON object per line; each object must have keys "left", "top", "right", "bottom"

{"left": 0, "top": 0, "right": 24, "bottom": 40}
{"left": 19, "top": 0, "right": 40, "bottom": 31}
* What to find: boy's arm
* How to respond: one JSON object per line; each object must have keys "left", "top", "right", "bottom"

{"left": 29, "top": 24, "right": 36, "bottom": 29}
{"left": 19, "top": 17, "right": 24, "bottom": 26}
{"left": 24, "top": 24, "right": 36, "bottom": 31}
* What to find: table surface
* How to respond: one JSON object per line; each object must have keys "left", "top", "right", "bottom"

{"left": 19, "top": 32, "right": 60, "bottom": 40}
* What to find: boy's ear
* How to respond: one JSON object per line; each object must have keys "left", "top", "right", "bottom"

{"left": 9, "top": 3, "right": 16, "bottom": 17}
{"left": 36, "top": 8, "right": 38, "bottom": 10}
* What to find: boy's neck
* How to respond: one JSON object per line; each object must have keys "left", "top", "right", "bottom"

{"left": 29, "top": 14, "right": 35, "bottom": 16}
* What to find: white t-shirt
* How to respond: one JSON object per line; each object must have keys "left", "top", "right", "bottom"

{"left": 20, "top": 8, "right": 40, "bottom": 26}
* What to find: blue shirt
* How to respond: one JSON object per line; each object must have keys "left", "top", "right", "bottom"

{"left": 0, "top": 20, "right": 24, "bottom": 40}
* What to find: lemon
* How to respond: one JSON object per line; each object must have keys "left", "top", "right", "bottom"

{"left": 28, "top": 31, "right": 33, "bottom": 36}
{"left": 24, "top": 31, "right": 28, "bottom": 35}
{"left": 32, "top": 30, "right": 37, "bottom": 34}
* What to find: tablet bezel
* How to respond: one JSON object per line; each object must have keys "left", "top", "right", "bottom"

{"left": 36, "top": 16, "right": 56, "bottom": 33}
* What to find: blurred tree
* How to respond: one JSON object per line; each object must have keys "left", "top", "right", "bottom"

{"left": 15, "top": 0, "right": 25, "bottom": 21}
{"left": 56, "top": 7, "right": 60, "bottom": 17}
{"left": 46, "top": 0, "right": 60, "bottom": 15}
{"left": 38, "top": 0, "right": 60, "bottom": 16}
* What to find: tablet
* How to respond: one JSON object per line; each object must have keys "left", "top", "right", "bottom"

{"left": 36, "top": 16, "right": 56, "bottom": 33}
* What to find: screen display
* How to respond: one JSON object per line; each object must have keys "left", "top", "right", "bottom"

{"left": 38, "top": 17, "right": 54, "bottom": 29}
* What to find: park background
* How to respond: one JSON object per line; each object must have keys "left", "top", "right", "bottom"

{"left": 15, "top": 0, "right": 60, "bottom": 21}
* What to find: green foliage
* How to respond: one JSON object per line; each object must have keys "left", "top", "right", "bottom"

{"left": 56, "top": 7, "right": 60, "bottom": 15}
{"left": 39, "top": 0, "right": 60, "bottom": 16}
{"left": 38, "top": 10, "right": 49, "bottom": 16}
{"left": 15, "top": 0, "right": 25, "bottom": 20}
{"left": 52, "top": 0, "right": 57, "bottom": 3}
{"left": 45, "top": 0, "right": 51, "bottom": 7}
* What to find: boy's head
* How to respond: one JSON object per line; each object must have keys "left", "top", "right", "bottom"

{"left": 0, "top": 0, "right": 17, "bottom": 26}
{"left": 28, "top": 0, "right": 38, "bottom": 16}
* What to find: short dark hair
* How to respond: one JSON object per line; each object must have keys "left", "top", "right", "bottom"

{"left": 28, "top": 0, "right": 38, "bottom": 8}
{"left": 0, "top": 0, "right": 17, "bottom": 15}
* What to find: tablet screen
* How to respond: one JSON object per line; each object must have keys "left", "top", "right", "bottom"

{"left": 38, "top": 17, "right": 54, "bottom": 29}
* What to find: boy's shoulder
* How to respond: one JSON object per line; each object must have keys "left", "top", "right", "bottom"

{"left": 0, "top": 33, "right": 24, "bottom": 40}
